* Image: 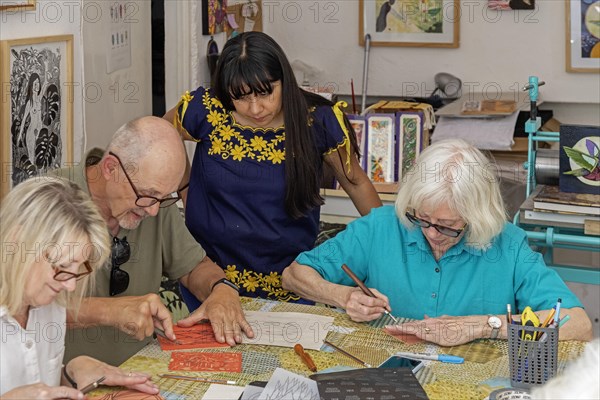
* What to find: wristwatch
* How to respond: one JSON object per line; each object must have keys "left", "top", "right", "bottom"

{"left": 487, "top": 316, "right": 502, "bottom": 339}
{"left": 211, "top": 278, "right": 240, "bottom": 293}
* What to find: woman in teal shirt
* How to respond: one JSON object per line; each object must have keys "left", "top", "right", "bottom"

{"left": 282, "top": 139, "right": 592, "bottom": 345}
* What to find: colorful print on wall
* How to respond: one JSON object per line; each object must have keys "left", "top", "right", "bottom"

{"left": 203, "top": 0, "right": 229, "bottom": 35}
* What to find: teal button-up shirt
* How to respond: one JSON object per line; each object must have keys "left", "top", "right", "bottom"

{"left": 296, "top": 206, "right": 582, "bottom": 319}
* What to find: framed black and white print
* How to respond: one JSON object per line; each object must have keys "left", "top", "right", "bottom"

{"left": 0, "top": 35, "right": 73, "bottom": 199}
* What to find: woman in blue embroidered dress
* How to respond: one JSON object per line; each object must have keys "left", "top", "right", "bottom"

{"left": 164, "top": 32, "right": 381, "bottom": 339}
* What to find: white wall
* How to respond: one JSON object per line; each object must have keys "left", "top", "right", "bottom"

{"left": 82, "top": 0, "right": 152, "bottom": 150}
{"left": 1, "top": 0, "right": 153, "bottom": 159}
{"left": 1, "top": 0, "right": 85, "bottom": 161}
{"left": 260, "top": 0, "right": 599, "bottom": 121}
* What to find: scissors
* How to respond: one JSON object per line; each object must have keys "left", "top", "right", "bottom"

{"left": 521, "top": 306, "right": 540, "bottom": 340}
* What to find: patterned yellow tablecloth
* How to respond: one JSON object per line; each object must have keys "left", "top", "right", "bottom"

{"left": 100, "top": 298, "right": 585, "bottom": 400}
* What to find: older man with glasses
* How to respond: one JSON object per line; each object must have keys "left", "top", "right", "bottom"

{"left": 49, "top": 116, "right": 253, "bottom": 366}
{"left": 282, "top": 138, "right": 592, "bottom": 346}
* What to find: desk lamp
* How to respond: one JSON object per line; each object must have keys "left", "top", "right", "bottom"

{"left": 430, "top": 72, "right": 462, "bottom": 103}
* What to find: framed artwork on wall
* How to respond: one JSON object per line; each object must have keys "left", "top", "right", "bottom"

{"left": 566, "top": 0, "right": 600, "bottom": 73}
{"left": 359, "top": 0, "right": 459, "bottom": 47}
{"left": 202, "top": 0, "right": 228, "bottom": 35}
{"left": 0, "top": 35, "right": 73, "bottom": 199}
{"left": 0, "top": 0, "right": 35, "bottom": 10}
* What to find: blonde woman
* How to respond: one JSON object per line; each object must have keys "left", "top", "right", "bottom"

{"left": 0, "top": 177, "right": 159, "bottom": 399}
{"left": 283, "top": 139, "right": 592, "bottom": 346}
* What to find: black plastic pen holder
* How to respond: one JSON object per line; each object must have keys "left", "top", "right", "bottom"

{"left": 508, "top": 324, "right": 558, "bottom": 389}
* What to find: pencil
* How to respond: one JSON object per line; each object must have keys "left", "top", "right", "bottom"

{"left": 294, "top": 343, "right": 317, "bottom": 372}
{"left": 80, "top": 376, "right": 106, "bottom": 394}
{"left": 158, "top": 374, "right": 237, "bottom": 385}
{"left": 506, "top": 304, "right": 513, "bottom": 325}
{"left": 323, "top": 339, "right": 372, "bottom": 368}
{"left": 341, "top": 264, "right": 399, "bottom": 324}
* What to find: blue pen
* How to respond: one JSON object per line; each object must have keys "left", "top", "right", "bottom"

{"left": 394, "top": 352, "right": 464, "bottom": 364}
{"left": 553, "top": 298, "right": 562, "bottom": 326}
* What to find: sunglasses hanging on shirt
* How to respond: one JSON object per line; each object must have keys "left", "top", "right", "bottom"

{"left": 110, "top": 236, "right": 131, "bottom": 296}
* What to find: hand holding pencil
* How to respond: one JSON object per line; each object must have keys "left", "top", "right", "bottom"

{"left": 341, "top": 264, "right": 399, "bottom": 323}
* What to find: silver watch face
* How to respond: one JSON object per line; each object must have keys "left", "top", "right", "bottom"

{"left": 488, "top": 316, "right": 502, "bottom": 329}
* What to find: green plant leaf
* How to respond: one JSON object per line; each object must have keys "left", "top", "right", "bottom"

{"left": 563, "top": 168, "right": 589, "bottom": 177}
{"left": 563, "top": 146, "right": 595, "bottom": 171}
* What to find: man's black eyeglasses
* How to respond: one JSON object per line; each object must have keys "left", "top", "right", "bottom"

{"left": 52, "top": 261, "right": 93, "bottom": 282}
{"left": 108, "top": 151, "right": 188, "bottom": 208}
{"left": 405, "top": 211, "right": 467, "bottom": 238}
{"left": 110, "top": 236, "right": 131, "bottom": 296}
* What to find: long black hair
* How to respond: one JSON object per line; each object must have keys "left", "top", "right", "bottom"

{"left": 24, "top": 72, "right": 41, "bottom": 106}
{"left": 212, "top": 32, "right": 359, "bottom": 218}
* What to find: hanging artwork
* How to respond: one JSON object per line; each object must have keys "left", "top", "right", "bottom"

{"left": 566, "top": 0, "right": 600, "bottom": 72}
{"left": 0, "top": 35, "right": 73, "bottom": 199}
{"left": 359, "top": 0, "right": 459, "bottom": 47}
{"left": 202, "top": 0, "right": 229, "bottom": 35}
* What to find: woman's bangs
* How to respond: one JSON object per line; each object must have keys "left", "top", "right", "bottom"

{"left": 226, "top": 62, "right": 274, "bottom": 99}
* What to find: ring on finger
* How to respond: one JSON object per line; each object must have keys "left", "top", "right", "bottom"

{"left": 424, "top": 327, "right": 431, "bottom": 333}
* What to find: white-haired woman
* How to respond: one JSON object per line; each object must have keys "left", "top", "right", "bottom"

{"left": 1, "top": 177, "right": 159, "bottom": 399}
{"left": 282, "top": 139, "right": 592, "bottom": 346}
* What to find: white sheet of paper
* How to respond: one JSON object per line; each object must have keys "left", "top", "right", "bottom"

{"left": 432, "top": 113, "right": 519, "bottom": 151}
{"left": 260, "top": 368, "right": 319, "bottom": 400}
{"left": 201, "top": 384, "right": 245, "bottom": 400}
{"left": 242, "top": 311, "right": 334, "bottom": 350}
{"left": 240, "top": 384, "right": 265, "bottom": 400}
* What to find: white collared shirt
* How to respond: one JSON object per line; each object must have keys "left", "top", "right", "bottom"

{"left": 0, "top": 303, "right": 66, "bottom": 395}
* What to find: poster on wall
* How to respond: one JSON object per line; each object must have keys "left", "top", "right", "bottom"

{"left": 0, "top": 35, "right": 73, "bottom": 199}
{"left": 106, "top": 1, "right": 132, "bottom": 73}
{"left": 203, "top": 0, "right": 229, "bottom": 35}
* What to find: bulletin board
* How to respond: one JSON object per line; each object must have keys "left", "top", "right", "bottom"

{"left": 225, "top": 0, "right": 262, "bottom": 38}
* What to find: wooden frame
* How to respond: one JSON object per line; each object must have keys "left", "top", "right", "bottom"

{"left": 0, "top": 35, "right": 73, "bottom": 199}
{"left": 566, "top": 0, "right": 600, "bottom": 73}
{"left": 395, "top": 112, "right": 423, "bottom": 182}
{"left": 0, "top": 0, "right": 35, "bottom": 10}
{"left": 366, "top": 114, "right": 395, "bottom": 183}
{"left": 359, "top": 0, "right": 459, "bottom": 47}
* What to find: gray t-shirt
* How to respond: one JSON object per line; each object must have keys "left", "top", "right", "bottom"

{"left": 50, "top": 148, "right": 206, "bottom": 365}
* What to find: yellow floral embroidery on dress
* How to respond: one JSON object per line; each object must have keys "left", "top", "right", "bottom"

{"left": 174, "top": 91, "right": 196, "bottom": 141}
{"left": 224, "top": 265, "right": 301, "bottom": 302}
{"left": 331, "top": 101, "right": 353, "bottom": 173}
{"left": 202, "top": 90, "right": 286, "bottom": 164}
